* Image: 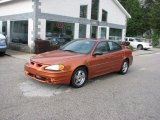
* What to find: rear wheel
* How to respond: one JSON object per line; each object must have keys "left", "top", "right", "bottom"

{"left": 71, "top": 67, "right": 87, "bottom": 88}
{"left": 137, "top": 45, "right": 143, "bottom": 50}
{"left": 119, "top": 60, "right": 129, "bottom": 75}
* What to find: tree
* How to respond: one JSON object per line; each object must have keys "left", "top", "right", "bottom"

{"left": 119, "top": 0, "right": 144, "bottom": 36}
{"left": 119, "top": 0, "right": 160, "bottom": 46}
{"left": 144, "top": 0, "right": 160, "bottom": 45}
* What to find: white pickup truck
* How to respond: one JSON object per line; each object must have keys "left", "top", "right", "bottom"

{"left": 125, "top": 37, "right": 152, "bottom": 50}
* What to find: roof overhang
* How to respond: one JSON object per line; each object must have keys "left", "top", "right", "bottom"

{"left": 0, "top": 0, "right": 13, "bottom": 4}
{"left": 113, "top": 0, "right": 131, "bottom": 18}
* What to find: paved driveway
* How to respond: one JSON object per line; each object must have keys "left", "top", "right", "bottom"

{"left": 0, "top": 51, "right": 160, "bottom": 120}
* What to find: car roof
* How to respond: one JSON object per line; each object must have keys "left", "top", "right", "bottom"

{"left": 77, "top": 38, "right": 116, "bottom": 42}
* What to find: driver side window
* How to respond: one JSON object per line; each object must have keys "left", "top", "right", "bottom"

{"left": 94, "top": 42, "right": 108, "bottom": 54}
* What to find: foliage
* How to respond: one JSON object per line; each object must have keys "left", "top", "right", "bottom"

{"left": 148, "top": 1, "right": 160, "bottom": 33}
{"left": 151, "top": 31, "right": 159, "bottom": 46}
{"left": 119, "top": 0, "right": 160, "bottom": 46}
{"left": 35, "top": 39, "right": 60, "bottom": 54}
{"left": 119, "top": 0, "right": 144, "bottom": 36}
{"left": 129, "top": 45, "right": 134, "bottom": 51}
{"left": 144, "top": 0, "right": 160, "bottom": 46}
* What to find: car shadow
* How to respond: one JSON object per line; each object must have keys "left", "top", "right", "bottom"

{"left": 22, "top": 69, "right": 133, "bottom": 97}
{"left": 87, "top": 72, "right": 119, "bottom": 85}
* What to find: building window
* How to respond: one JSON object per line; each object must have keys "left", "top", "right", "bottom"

{"left": 11, "top": 21, "right": 28, "bottom": 44}
{"left": 100, "top": 27, "right": 106, "bottom": 39}
{"left": 91, "top": 0, "right": 99, "bottom": 20}
{"left": 80, "top": 5, "right": 88, "bottom": 18}
{"left": 46, "top": 21, "right": 74, "bottom": 46}
{"left": 91, "top": 26, "right": 98, "bottom": 38}
{"left": 109, "top": 28, "right": 122, "bottom": 41}
{"left": 79, "top": 24, "right": 86, "bottom": 38}
{"left": 102, "top": 10, "right": 108, "bottom": 22}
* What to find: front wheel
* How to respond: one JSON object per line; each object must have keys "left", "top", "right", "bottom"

{"left": 119, "top": 60, "right": 129, "bottom": 75}
{"left": 71, "top": 67, "right": 87, "bottom": 88}
{"left": 0, "top": 52, "right": 5, "bottom": 56}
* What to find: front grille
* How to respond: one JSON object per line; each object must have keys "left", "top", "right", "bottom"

{"left": 27, "top": 72, "right": 47, "bottom": 81}
{"left": 31, "top": 62, "right": 34, "bottom": 65}
{"left": 30, "top": 61, "right": 43, "bottom": 68}
{"left": 37, "top": 64, "right": 43, "bottom": 67}
{"left": 35, "top": 75, "right": 46, "bottom": 81}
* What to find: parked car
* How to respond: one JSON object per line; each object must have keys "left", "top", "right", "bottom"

{"left": 0, "top": 34, "right": 7, "bottom": 55}
{"left": 109, "top": 36, "right": 122, "bottom": 41}
{"left": 25, "top": 39, "right": 133, "bottom": 88}
{"left": 46, "top": 33, "right": 71, "bottom": 46}
{"left": 125, "top": 37, "right": 152, "bottom": 50}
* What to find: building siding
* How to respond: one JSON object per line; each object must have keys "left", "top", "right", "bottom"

{"left": 0, "top": 0, "right": 33, "bottom": 17}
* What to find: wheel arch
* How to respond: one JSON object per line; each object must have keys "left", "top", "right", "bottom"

{"left": 124, "top": 58, "right": 130, "bottom": 66}
{"left": 137, "top": 44, "right": 143, "bottom": 48}
{"left": 74, "top": 65, "right": 88, "bottom": 75}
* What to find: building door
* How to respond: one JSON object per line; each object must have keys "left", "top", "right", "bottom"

{"left": 91, "top": 26, "right": 98, "bottom": 38}
{"left": 100, "top": 27, "right": 107, "bottom": 39}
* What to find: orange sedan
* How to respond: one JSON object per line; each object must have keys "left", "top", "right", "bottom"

{"left": 25, "top": 39, "right": 133, "bottom": 88}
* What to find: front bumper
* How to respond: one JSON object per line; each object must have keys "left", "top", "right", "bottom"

{"left": 144, "top": 45, "right": 152, "bottom": 49}
{"left": 0, "top": 46, "right": 7, "bottom": 52}
{"left": 24, "top": 63, "right": 72, "bottom": 85}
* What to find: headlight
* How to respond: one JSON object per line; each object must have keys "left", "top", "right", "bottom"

{"left": 45, "top": 64, "right": 64, "bottom": 71}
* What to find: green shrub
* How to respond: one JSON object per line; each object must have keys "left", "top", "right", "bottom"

{"left": 35, "top": 39, "right": 60, "bottom": 54}
{"left": 35, "top": 39, "right": 50, "bottom": 54}
{"left": 151, "top": 32, "right": 159, "bottom": 47}
{"left": 128, "top": 45, "right": 134, "bottom": 51}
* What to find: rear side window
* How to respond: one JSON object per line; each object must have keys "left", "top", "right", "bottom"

{"left": 129, "top": 38, "right": 134, "bottom": 41}
{"left": 108, "top": 41, "right": 122, "bottom": 52}
{"left": 94, "top": 42, "right": 109, "bottom": 54}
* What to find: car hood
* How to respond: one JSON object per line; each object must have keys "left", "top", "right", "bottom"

{"left": 31, "top": 50, "right": 86, "bottom": 65}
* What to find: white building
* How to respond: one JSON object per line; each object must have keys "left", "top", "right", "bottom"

{"left": 0, "top": 0, "right": 131, "bottom": 53}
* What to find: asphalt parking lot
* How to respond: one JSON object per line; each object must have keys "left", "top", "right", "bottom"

{"left": 0, "top": 50, "right": 160, "bottom": 120}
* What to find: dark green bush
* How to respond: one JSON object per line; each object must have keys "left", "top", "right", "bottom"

{"left": 121, "top": 41, "right": 130, "bottom": 46}
{"left": 35, "top": 39, "right": 60, "bottom": 54}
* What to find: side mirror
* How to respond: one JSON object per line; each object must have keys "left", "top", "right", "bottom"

{"left": 93, "top": 51, "right": 103, "bottom": 56}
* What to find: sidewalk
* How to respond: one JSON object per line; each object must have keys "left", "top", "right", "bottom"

{"left": 6, "top": 49, "right": 34, "bottom": 61}
{"left": 133, "top": 48, "right": 160, "bottom": 56}
{"left": 6, "top": 48, "right": 160, "bottom": 61}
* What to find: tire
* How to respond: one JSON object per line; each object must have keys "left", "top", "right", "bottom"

{"left": 144, "top": 48, "right": 148, "bottom": 50}
{"left": 71, "top": 67, "right": 87, "bottom": 88}
{"left": 119, "top": 60, "right": 129, "bottom": 75}
{"left": 0, "top": 52, "right": 5, "bottom": 56}
{"left": 137, "top": 45, "right": 143, "bottom": 50}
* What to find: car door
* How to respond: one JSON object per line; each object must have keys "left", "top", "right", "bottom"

{"left": 107, "top": 41, "right": 124, "bottom": 71}
{"left": 88, "top": 41, "right": 113, "bottom": 78}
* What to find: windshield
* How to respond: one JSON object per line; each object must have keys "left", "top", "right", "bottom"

{"left": 60, "top": 40, "right": 96, "bottom": 54}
